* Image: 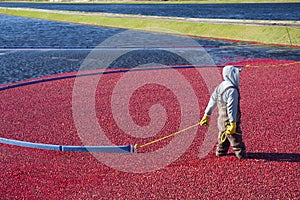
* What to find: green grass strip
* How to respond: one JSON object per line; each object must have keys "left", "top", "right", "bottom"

{"left": 0, "top": 7, "right": 299, "bottom": 47}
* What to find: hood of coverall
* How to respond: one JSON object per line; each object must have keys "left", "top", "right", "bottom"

{"left": 222, "top": 65, "right": 240, "bottom": 88}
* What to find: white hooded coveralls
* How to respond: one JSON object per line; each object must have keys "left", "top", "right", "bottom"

{"left": 204, "top": 66, "right": 246, "bottom": 158}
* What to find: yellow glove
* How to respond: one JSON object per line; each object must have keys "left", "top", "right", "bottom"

{"left": 199, "top": 115, "right": 210, "bottom": 126}
{"left": 225, "top": 122, "right": 236, "bottom": 134}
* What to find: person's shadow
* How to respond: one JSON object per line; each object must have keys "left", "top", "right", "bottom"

{"left": 246, "top": 152, "right": 300, "bottom": 162}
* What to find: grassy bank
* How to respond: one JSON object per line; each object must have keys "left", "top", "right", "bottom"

{"left": 0, "top": 7, "right": 299, "bottom": 47}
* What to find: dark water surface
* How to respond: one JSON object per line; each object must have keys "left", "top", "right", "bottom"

{"left": 0, "top": 2, "right": 300, "bottom": 20}
{"left": 1, "top": 15, "right": 299, "bottom": 84}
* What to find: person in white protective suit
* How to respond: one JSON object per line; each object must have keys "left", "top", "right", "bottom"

{"left": 199, "top": 65, "right": 247, "bottom": 159}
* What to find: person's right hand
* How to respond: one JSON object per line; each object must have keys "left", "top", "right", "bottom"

{"left": 199, "top": 115, "right": 210, "bottom": 126}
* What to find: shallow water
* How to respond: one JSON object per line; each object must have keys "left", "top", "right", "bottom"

{"left": 1, "top": 15, "right": 299, "bottom": 84}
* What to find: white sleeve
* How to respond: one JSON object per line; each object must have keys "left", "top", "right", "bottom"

{"left": 225, "top": 88, "right": 239, "bottom": 122}
{"left": 204, "top": 87, "right": 218, "bottom": 115}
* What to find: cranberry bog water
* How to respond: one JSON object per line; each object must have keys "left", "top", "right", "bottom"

{"left": 0, "top": 4, "right": 299, "bottom": 199}
{"left": 0, "top": 58, "right": 299, "bottom": 199}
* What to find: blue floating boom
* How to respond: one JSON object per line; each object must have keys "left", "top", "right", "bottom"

{"left": 0, "top": 137, "right": 61, "bottom": 151}
{"left": 0, "top": 137, "right": 135, "bottom": 153}
{"left": 61, "top": 145, "right": 135, "bottom": 153}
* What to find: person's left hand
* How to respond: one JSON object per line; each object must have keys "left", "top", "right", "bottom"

{"left": 225, "top": 122, "right": 236, "bottom": 134}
